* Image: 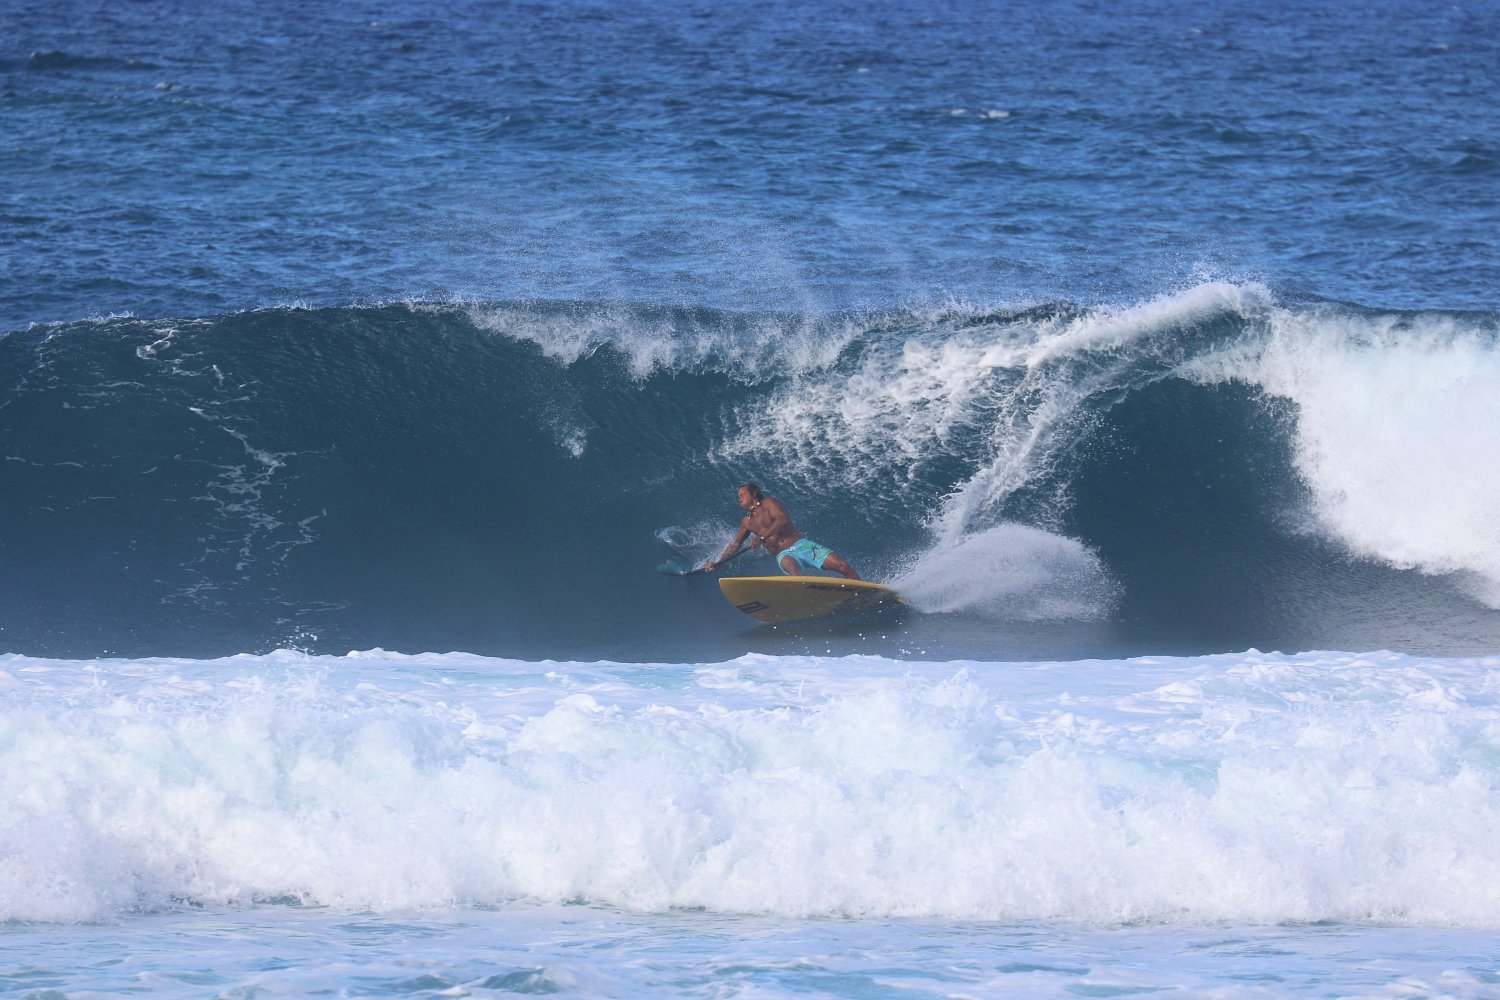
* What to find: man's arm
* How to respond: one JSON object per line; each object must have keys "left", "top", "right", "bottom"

{"left": 706, "top": 520, "right": 752, "bottom": 571}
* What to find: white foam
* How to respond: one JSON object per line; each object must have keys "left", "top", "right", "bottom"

{"left": 711, "top": 284, "right": 1500, "bottom": 614}
{"left": 5, "top": 648, "right": 1500, "bottom": 926}
{"left": 893, "top": 523, "right": 1118, "bottom": 619}
{"left": 717, "top": 320, "right": 1000, "bottom": 493}
{"left": 974, "top": 281, "right": 1266, "bottom": 371}
{"left": 466, "top": 302, "right": 861, "bottom": 378}
{"left": 717, "top": 285, "right": 1271, "bottom": 623}
{"left": 720, "top": 285, "right": 1267, "bottom": 527}
{"left": 1183, "top": 305, "right": 1500, "bottom": 606}
{"left": 949, "top": 283, "right": 1265, "bottom": 537}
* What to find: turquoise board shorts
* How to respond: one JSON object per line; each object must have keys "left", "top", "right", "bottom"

{"left": 776, "top": 538, "right": 832, "bottom": 574}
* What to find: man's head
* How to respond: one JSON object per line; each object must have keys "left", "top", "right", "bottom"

{"left": 737, "top": 482, "right": 764, "bottom": 510}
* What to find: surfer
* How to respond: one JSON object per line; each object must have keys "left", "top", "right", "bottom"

{"left": 706, "top": 483, "right": 862, "bottom": 579}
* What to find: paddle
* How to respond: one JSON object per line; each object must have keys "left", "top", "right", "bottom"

{"left": 661, "top": 543, "right": 753, "bottom": 576}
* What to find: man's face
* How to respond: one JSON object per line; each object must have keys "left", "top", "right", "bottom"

{"left": 737, "top": 487, "right": 755, "bottom": 510}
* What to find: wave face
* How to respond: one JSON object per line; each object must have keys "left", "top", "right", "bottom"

{"left": 3, "top": 285, "right": 1498, "bottom": 659}
{"left": 5, "top": 648, "right": 1500, "bottom": 925}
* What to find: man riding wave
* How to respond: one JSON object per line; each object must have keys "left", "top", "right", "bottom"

{"left": 706, "top": 482, "right": 862, "bottom": 579}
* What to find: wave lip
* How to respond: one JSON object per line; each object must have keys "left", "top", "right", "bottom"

{"left": 464, "top": 299, "right": 867, "bottom": 378}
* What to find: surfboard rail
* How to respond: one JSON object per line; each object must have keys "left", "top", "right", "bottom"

{"left": 717, "top": 576, "right": 905, "bottom": 623}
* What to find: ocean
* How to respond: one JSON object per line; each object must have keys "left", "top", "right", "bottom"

{"left": 3, "top": 0, "right": 1499, "bottom": 995}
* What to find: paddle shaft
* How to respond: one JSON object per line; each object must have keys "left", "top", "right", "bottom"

{"left": 671, "top": 542, "right": 753, "bottom": 576}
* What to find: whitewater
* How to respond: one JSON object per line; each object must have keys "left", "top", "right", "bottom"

{"left": 6, "top": 647, "right": 1500, "bottom": 995}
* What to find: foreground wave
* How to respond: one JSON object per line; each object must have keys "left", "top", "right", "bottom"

{"left": 5, "top": 647, "right": 1499, "bottom": 925}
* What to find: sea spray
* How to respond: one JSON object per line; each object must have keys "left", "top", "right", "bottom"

{"left": 893, "top": 523, "right": 1118, "bottom": 620}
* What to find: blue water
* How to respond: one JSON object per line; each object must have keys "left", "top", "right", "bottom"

{"left": 6, "top": 0, "right": 1498, "bottom": 329}
{"left": 4, "top": 0, "right": 1500, "bottom": 995}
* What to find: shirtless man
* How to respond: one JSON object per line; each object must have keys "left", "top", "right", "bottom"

{"left": 706, "top": 482, "right": 862, "bottom": 579}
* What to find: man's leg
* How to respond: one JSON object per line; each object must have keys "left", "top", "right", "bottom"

{"left": 822, "top": 552, "right": 861, "bottom": 581}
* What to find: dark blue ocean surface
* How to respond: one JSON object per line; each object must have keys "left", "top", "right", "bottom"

{"left": 5, "top": 0, "right": 1497, "bottom": 328}
{"left": 3, "top": 0, "right": 1499, "bottom": 660}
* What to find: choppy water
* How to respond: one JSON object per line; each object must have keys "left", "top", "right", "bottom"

{"left": 5, "top": 0, "right": 1499, "bottom": 328}
{"left": 5, "top": 0, "right": 1500, "bottom": 994}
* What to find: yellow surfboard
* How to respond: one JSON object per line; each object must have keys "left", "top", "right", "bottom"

{"left": 718, "top": 576, "right": 905, "bottom": 623}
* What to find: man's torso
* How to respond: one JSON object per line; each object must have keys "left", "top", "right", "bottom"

{"left": 746, "top": 497, "right": 802, "bottom": 555}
